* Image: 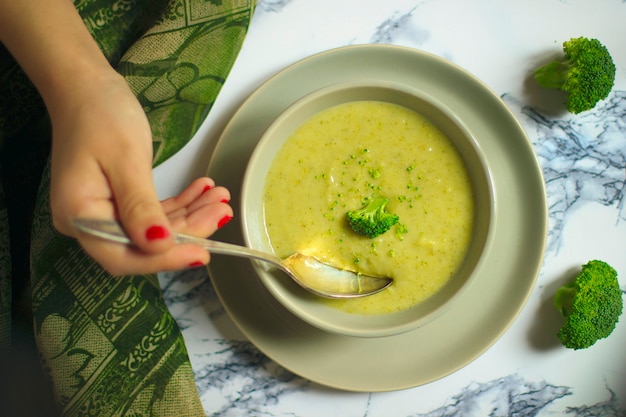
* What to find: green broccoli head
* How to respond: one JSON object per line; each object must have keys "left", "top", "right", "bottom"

{"left": 346, "top": 196, "right": 399, "bottom": 239}
{"left": 554, "top": 260, "right": 623, "bottom": 350}
{"left": 534, "top": 37, "right": 616, "bottom": 114}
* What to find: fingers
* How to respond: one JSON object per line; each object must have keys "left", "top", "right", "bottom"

{"left": 162, "top": 177, "right": 233, "bottom": 237}
{"left": 72, "top": 177, "right": 233, "bottom": 275}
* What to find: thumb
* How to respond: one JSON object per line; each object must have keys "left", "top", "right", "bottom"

{"left": 107, "top": 158, "right": 173, "bottom": 254}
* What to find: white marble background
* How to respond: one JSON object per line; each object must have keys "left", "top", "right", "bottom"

{"left": 155, "top": 1, "right": 626, "bottom": 415}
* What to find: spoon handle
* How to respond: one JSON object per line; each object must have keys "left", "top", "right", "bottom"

{"left": 71, "top": 218, "right": 282, "bottom": 266}
{"left": 172, "top": 233, "right": 281, "bottom": 265}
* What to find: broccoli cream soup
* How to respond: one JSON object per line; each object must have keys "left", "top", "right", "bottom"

{"left": 263, "top": 101, "right": 474, "bottom": 315}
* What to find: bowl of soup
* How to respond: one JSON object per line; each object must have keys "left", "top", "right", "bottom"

{"left": 241, "top": 80, "right": 494, "bottom": 338}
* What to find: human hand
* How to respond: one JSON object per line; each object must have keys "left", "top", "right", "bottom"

{"left": 49, "top": 70, "right": 233, "bottom": 275}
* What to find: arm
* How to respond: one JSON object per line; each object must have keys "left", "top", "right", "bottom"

{"left": 0, "top": 0, "right": 233, "bottom": 274}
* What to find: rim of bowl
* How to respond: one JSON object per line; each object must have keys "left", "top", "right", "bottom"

{"left": 241, "top": 79, "right": 496, "bottom": 338}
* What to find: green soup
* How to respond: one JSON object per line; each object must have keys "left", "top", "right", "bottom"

{"left": 263, "top": 101, "right": 474, "bottom": 315}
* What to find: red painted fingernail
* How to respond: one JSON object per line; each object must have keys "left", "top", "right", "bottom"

{"left": 220, "top": 198, "right": 230, "bottom": 204}
{"left": 217, "top": 215, "right": 233, "bottom": 229}
{"left": 188, "top": 261, "right": 205, "bottom": 268}
{"left": 202, "top": 185, "right": 213, "bottom": 194}
{"left": 145, "top": 225, "right": 170, "bottom": 240}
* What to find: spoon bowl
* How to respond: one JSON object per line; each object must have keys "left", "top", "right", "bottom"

{"left": 71, "top": 218, "right": 392, "bottom": 298}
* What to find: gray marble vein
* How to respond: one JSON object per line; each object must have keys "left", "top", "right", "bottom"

{"left": 369, "top": 6, "right": 419, "bottom": 44}
{"left": 193, "top": 339, "right": 307, "bottom": 417}
{"left": 159, "top": 267, "right": 228, "bottom": 331}
{"left": 564, "top": 387, "right": 625, "bottom": 417}
{"left": 257, "top": 0, "right": 294, "bottom": 13}
{"left": 504, "top": 91, "right": 626, "bottom": 253}
{"left": 411, "top": 375, "right": 570, "bottom": 417}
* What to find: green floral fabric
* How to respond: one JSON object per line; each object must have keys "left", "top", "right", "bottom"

{"left": 0, "top": 0, "right": 255, "bottom": 415}
{"left": 30, "top": 168, "right": 207, "bottom": 415}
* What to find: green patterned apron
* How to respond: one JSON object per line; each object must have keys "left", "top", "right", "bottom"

{"left": 0, "top": 1, "right": 255, "bottom": 415}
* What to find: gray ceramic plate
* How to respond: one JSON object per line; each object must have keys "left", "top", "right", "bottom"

{"left": 206, "top": 44, "right": 547, "bottom": 392}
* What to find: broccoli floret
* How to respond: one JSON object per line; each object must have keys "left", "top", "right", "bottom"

{"left": 534, "top": 37, "right": 615, "bottom": 114}
{"left": 346, "top": 196, "right": 399, "bottom": 239}
{"left": 554, "top": 260, "right": 623, "bottom": 350}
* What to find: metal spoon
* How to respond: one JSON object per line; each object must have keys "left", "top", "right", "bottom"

{"left": 71, "top": 218, "right": 393, "bottom": 299}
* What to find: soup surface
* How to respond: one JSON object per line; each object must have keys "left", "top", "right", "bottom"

{"left": 263, "top": 101, "right": 474, "bottom": 315}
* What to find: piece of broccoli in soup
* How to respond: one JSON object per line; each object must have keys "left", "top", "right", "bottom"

{"left": 346, "top": 196, "right": 399, "bottom": 239}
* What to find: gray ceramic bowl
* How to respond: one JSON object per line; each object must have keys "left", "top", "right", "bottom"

{"left": 241, "top": 80, "right": 494, "bottom": 338}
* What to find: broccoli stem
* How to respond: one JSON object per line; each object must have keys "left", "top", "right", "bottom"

{"left": 534, "top": 61, "right": 569, "bottom": 89}
{"left": 554, "top": 283, "right": 576, "bottom": 316}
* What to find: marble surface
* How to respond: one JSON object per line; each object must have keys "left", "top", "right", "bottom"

{"left": 154, "top": 1, "right": 626, "bottom": 415}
